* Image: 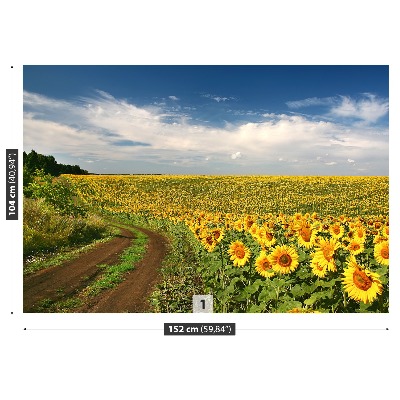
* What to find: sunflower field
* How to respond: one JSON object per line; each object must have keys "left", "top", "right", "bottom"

{"left": 65, "top": 175, "right": 389, "bottom": 313}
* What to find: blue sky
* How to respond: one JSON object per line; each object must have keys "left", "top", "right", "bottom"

{"left": 23, "top": 65, "right": 389, "bottom": 175}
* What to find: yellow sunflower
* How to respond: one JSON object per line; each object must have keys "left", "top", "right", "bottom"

{"left": 346, "top": 239, "right": 364, "bottom": 256}
{"left": 211, "top": 227, "right": 224, "bottom": 243}
{"left": 191, "top": 225, "right": 203, "bottom": 240}
{"left": 291, "top": 213, "right": 306, "bottom": 231}
{"left": 225, "top": 220, "right": 234, "bottom": 230}
{"left": 269, "top": 245, "right": 299, "bottom": 274}
{"left": 228, "top": 241, "right": 251, "bottom": 267}
{"left": 234, "top": 219, "right": 245, "bottom": 232}
{"left": 244, "top": 215, "right": 257, "bottom": 231}
{"left": 329, "top": 222, "right": 345, "bottom": 239}
{"left": 353, "top": 225, "right": 367, "bottom": 243}
{"left": 293, "top": 212, "right": 304, "bottom": 221}
{"left": 313, "top": 237, "right": 339, "bottom": 271}
{"left": 373, "top": 233, "right": 385, "bottom": 244}
{"left": 201, "top": 232, "right": 217, "bottom": 252}
{"left": 297, "top": 225, "right": 317, "bottom": 249}
{"left": 255, "top": 251, "right": 275, "bottom": 278}
{"left": 373, "top": 221, "right": 382, "bottom": 230}
{"left": 374, "top": 240, "right": 389, "bottom": 266}
{"left": 249, "top": 223, "right": 259, "bottom": 237}
{"left": 256, "top": 226, "right": 276, "bottom": 247}
{"left": 310, "top": 255, "right": 328, "bottom": 278}
{"left": 342, "top": 257, "right": 383, "bottom": 303}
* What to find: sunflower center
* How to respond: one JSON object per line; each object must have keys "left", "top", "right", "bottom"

{"left": 300, "top": 228, "right": 311, "bottom": 241}
{"left": 206, "top": 236, "right": 213, "bottom": 245}
{"left": 381, "top": 247, "right": 389, "bottom": 259}
{"left": 353, "top": 268, "right": 373, "bottom": 291}
{"left": 278, "top": 253, "right": 292, "bottom": 267}
{"left": 213, "top": 231, "right": 221, "bottom": 240}
{"left": 266, "top": 232, "right": 273, "bottom": 241}
{"left": 235, "top": 248, "right": 245, "bottom": 259}
{"left": 323, "top": 245, "right": 334, "bottom": 260}
{"left": 261, "top": 260, "right": 272, "bottom": 270}
{"left": 350, "top": 243, "right": 360, "bottom": 251}
{"left": 332, "top": 226, "right": 340, "bottom": 234}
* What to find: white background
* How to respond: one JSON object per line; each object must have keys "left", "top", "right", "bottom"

{"left": 1, "top": 1, "right": 398, "bottom": 399}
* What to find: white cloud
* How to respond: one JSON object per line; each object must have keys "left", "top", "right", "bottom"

{"left": 168, "top": 96, "right": 179, "bottom": 101}
{"left": 330, "top": 94, "right": 388, "bottom": 123}
{"left": 202, "top": 94, "right": 236, "bottom": 102}
{"left": 231, "top": 152, "right": 242, "bottom": 160}
{"left": 23, "top": 90, "right": 389, "bottom": 175}
{"left": 348, "top": 158, "right": 355, "bottom": 163}
{"left": 286, "top": 94, "right": 388, "bottom": 125}
{"left": 286, "top": 96, "right": 336, "bottom": 109}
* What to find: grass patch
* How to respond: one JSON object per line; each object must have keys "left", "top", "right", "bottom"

{"left": 147, "top": 221, "right": 206, "bottom": 313}
{"left": 24, "top": 226, "right": 120, "bottom": 275}
{"left": 82, "top": 225, "right": 148, "bottom": 297}
{"left": 32, "top": 297, "right": 85, "bottom": 313}
{"left": 23, "top": 197, "right": 114, "bottom": 258}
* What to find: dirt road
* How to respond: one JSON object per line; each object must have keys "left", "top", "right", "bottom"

{"left": 23, "top": 226, "right": 168, "bottom": 313}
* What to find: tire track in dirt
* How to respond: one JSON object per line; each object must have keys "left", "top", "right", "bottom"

{"left": 81, "top": 227, "right": 168, "bottom": 313}
{"left": 23, "top": 226, "right": 168, "bottom": 313}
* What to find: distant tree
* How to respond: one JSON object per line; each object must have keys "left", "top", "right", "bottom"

{"left": 23, "top": 150, "right": 88, "bottom": 178}
{"left": 23, "top": 150, "right": 88, "bottom": 194}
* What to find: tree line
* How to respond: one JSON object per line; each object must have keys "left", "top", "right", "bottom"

{"left": 23, "top": 150, "right": 89, "bottom": 190}
{"left": 24, "top": 150, "right": 89, "bottom": 177}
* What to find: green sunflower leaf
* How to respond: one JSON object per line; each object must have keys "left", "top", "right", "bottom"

{"left": 304, "top": 295, "right": 318, "bottom": 306}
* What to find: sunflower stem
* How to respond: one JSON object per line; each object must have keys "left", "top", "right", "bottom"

{"left": 247, "top": 274, "right": 251, "bottom": 311}
{"left": 218, "top": 244, "right": 225, "bottom": 289}
{"left": 275, "top": 288, "right": 280, "bottom": 311}
{"left": 218, "top": 243, "right": 227, "bottom": 312}
{"left": 378, "top": 291, "right": 384, "bottom": 312}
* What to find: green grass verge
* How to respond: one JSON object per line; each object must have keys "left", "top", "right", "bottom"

{"left": 105, "top": 212, "right": 206, "bottom": 313}
{"left": 23, "top": 197, "right": 114, "bottom": 258}
{"left": 24, "top": 227, "right": 120, "bottom": 275}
